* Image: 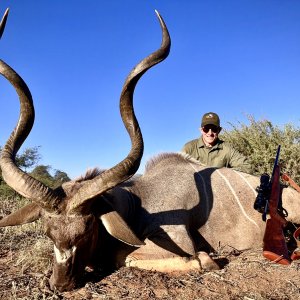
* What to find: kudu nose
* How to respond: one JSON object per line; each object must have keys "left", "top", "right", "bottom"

{"left": 49, "top": 273, "right": 77, "bottom": 292}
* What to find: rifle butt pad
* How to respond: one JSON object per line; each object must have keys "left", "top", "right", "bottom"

{"left": 263, "top": 219, "right": 291, "bottom": 265}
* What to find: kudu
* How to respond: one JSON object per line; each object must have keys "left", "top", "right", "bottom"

{"left": 1, "top": 9, "right": 300, "bottom": 292}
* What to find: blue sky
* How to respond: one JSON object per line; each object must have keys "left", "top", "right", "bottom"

{"left": 1, "top": 1, "right": 300, "bottom": 178}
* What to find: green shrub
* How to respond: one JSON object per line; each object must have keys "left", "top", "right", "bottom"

{"left": 222, "top": 115, "right": 300, "bottom": 184}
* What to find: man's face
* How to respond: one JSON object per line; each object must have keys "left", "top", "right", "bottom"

{"left": 200, "top": 124, "right": 221, "bottom": 147}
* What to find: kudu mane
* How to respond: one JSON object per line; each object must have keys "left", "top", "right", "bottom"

{"left": 58, "top": 168, "right": 105, "bottom": 199}
{"left": 144, "top": 152, "right": 203, "bottom": 173}
{"left": 75, "top": 168, "right": 104, "bottom": 183}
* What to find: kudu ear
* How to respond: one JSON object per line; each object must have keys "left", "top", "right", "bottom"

{"left": 0, "top": 203, "right": 42, "bottom": 227}
{"left": 100, "top": 211, "right": 145, "bottom": 247}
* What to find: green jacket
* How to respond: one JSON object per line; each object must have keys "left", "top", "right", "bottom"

{"left": 181, "top": 138, "right": 252, "bottom": 173}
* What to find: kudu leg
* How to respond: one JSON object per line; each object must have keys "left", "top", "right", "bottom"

{"left": 124, "top": 225, "right": 220, "bottom": 272}
{"left": 125, "top": 251, "right": 219, "bottom": 272}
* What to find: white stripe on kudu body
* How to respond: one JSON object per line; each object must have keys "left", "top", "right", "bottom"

{"left": 189, "top": 161, "right": 211, "bottom": 218}
{"left": 216, "top": 169, "right": 259, "bottom": 229}
{"left": 188, "top": 161, "right": 259, "bottom": 229}
{"left": 233, "top": 170, "right": 258, "bottom": 197}
{"left": 185, "top": 159, "right": 265, "bottom": 250}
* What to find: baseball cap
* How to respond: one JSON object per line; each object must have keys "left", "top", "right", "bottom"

{"left": 201, "top": 112, "right": 220, "bottom": 127}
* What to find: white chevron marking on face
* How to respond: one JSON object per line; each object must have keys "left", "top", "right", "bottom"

{"left": 54, "top": 245, "right": 77, "bottom": 264}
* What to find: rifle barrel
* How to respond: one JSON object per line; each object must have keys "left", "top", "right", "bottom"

{"left": 262, "top": 145, "right": 281, "bottom": 221}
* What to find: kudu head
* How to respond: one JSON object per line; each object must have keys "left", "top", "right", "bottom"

{"left": 0, "top": 9, "right": 171, "bottom": 291}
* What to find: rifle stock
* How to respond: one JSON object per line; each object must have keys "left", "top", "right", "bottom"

{"left": 263, "top": 218, "right": 290, "bottom": 265}
{"left": 262, "top": 163, "right": 291, "bottom": 265}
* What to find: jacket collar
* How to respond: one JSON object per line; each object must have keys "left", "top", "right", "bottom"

{"left": 198, "top": 138, "right": 224, "bottom": 150}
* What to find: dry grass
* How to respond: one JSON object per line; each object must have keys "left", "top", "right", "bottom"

{"left": 1, "top": 196, "right": 300, "bottom": 299}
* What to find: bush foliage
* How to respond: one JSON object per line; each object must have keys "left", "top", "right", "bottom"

{"left": 0, "top": 147, "right": 70, "bottom": 198}
{"left": 222, "top": 115, "right": 300, "bottom": 184}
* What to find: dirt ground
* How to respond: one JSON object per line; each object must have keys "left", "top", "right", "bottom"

{"left": 0, "top": 234, "right": 300, "bottom": 300}
{"left": 0, "top": 197, "right": 300, "bottom": 300}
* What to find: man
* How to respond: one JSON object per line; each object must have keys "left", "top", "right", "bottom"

{"left": 181, "top": 112, "right": 252, "bottom": 173}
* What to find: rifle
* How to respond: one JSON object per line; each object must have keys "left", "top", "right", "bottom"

{"left": 260, "top": 146, "right": 291, "bottom": 265}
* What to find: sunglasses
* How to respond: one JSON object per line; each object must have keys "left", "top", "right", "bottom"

{"left": 202, "top": 125, "right": 220, "bottom": 133}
